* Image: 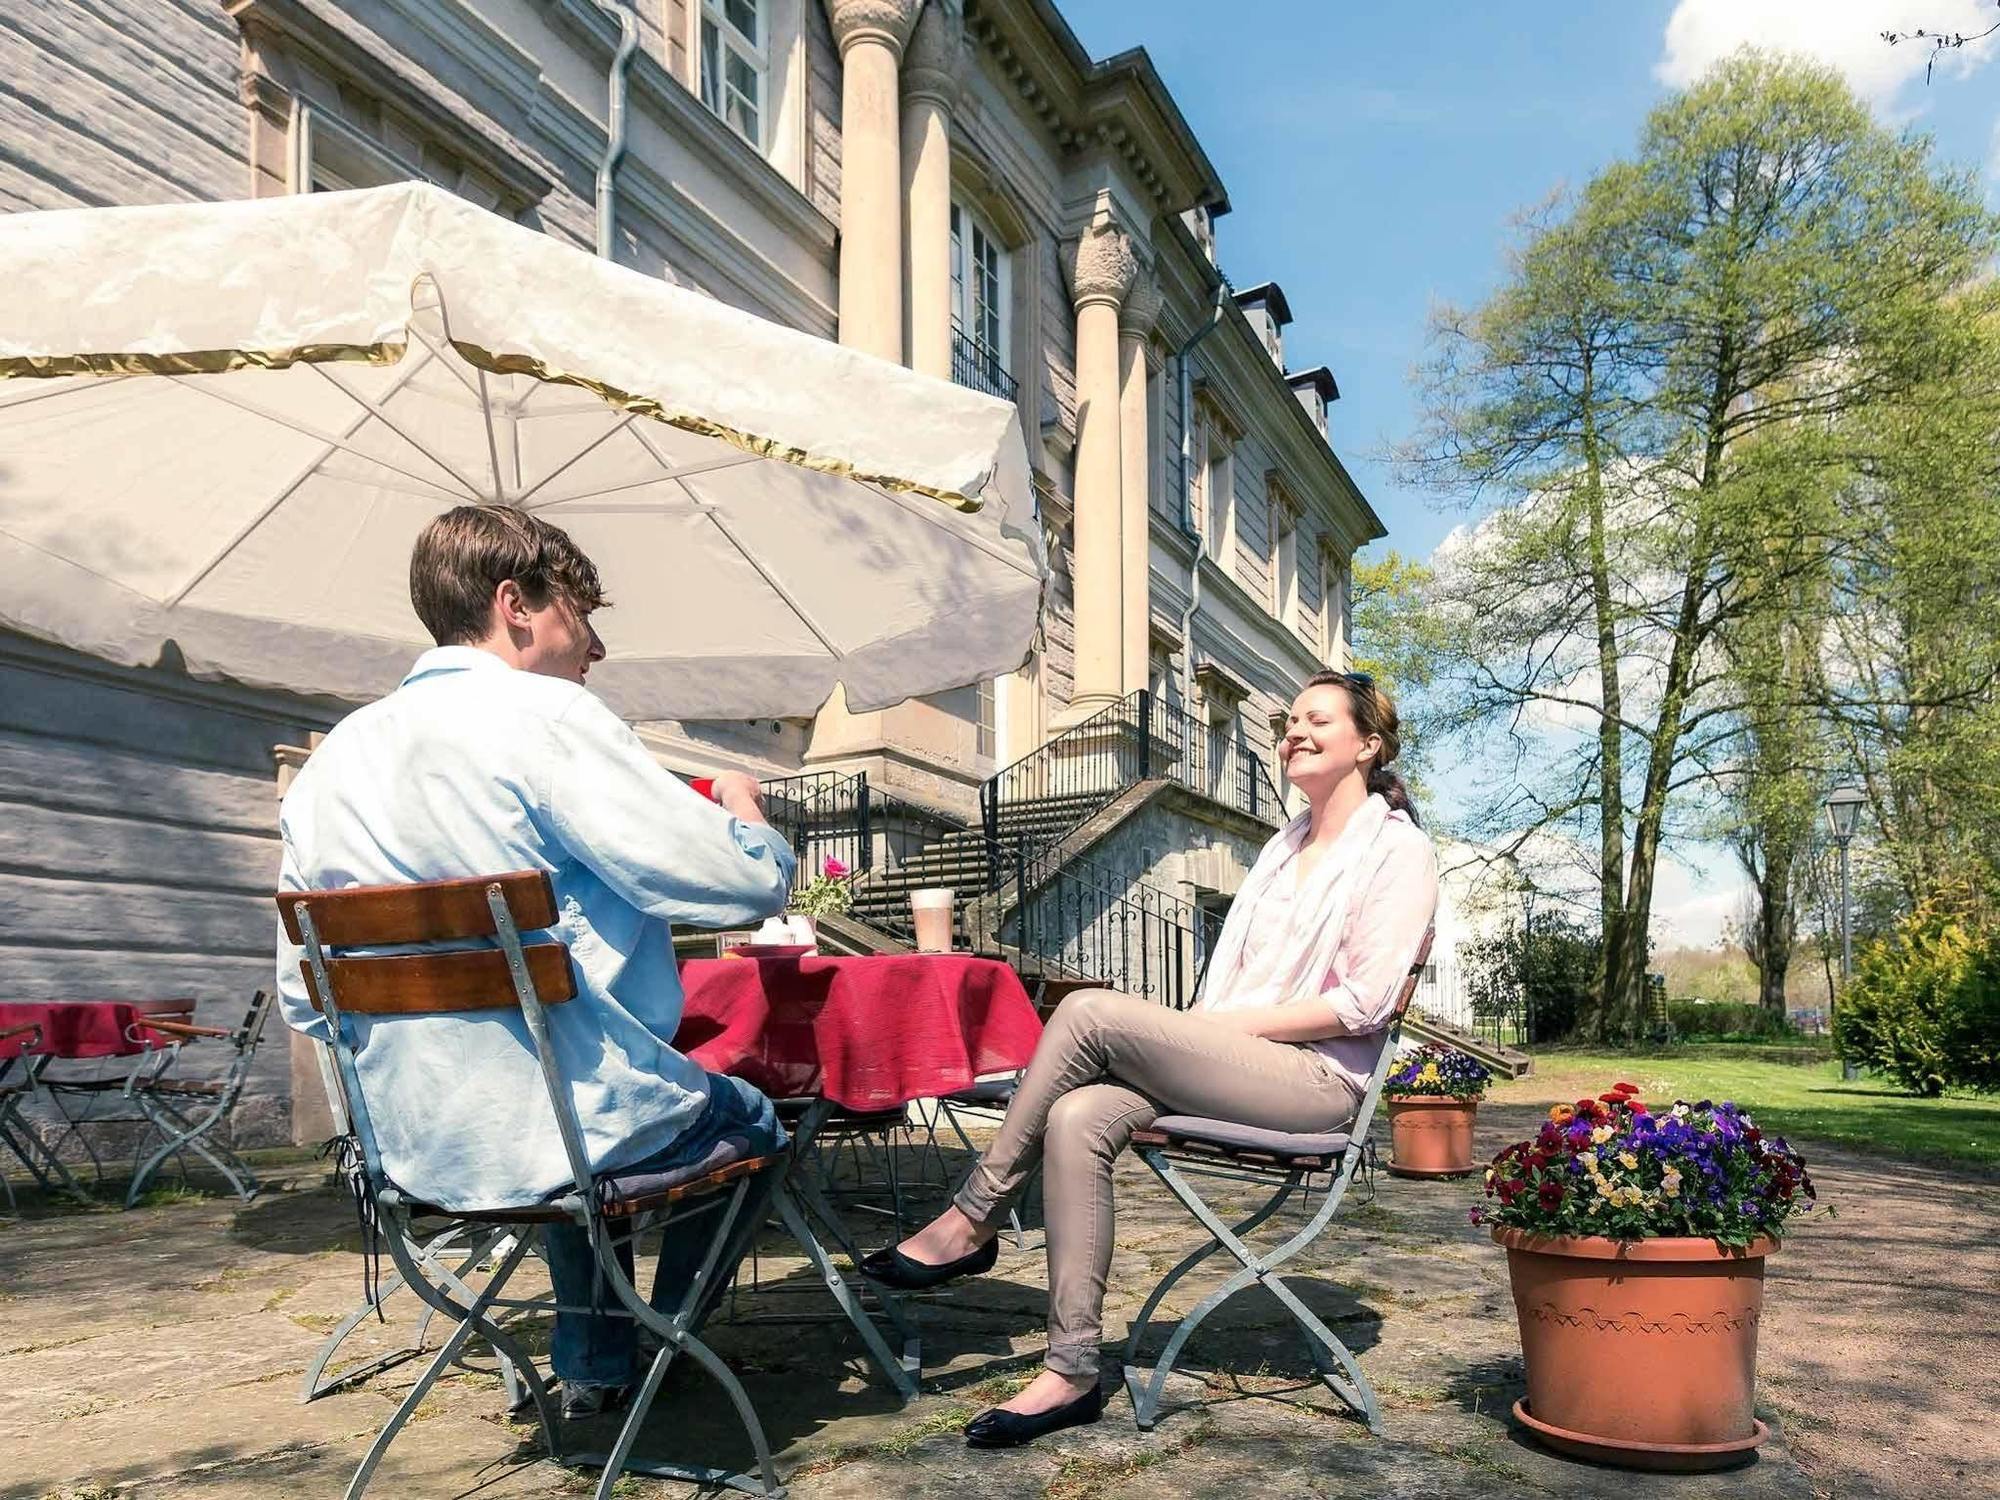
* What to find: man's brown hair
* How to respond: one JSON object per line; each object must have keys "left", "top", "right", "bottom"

{"left": 409, "top": 504, "right": 609, "bottom": 646}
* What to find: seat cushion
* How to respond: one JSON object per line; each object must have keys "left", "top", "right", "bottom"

{"left": 944, "top": 1078, "right": 1018, "bottom": 1106}
{"left": 595, "top": 1134, "right": 779, "bottom": 1216}
{"left": 1143, "top": 1114, "right": 1351, "bottom": 1164}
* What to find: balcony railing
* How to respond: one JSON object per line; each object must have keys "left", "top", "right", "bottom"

{"left": 979, "top": 689, "right": 1289, "bottom": 865}
{"left": 951, "top": 329, "right": 1018, "bottom": 403}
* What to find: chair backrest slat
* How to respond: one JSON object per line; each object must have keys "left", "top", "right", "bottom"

{"left": 1390, "top": 929, "right": 1435, "bottom": 1023}
{"left": 277, "top": 871, "right": 556, "bottom": 947}
{"left": 298, "top": 944, "right": 577, "bottom": 1015}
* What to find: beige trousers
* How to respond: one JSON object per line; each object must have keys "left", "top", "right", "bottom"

{"left": 951, "top": 988, "right": 1362, "bottom": 1378}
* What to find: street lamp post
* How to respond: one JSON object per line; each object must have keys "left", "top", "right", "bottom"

{"left": 1519, "top": 880, "right": 1538, "bottom": 1048}
{"left": 1824, "top": 785, "right": 1868, "bottom": 1077}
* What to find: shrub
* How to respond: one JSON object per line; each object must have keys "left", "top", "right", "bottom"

{"left": 1667, "top": 999, "right": 1795, "bottom": 1040}
{"left": 1836, "top": 905, "right": 2000, "bottom": 1096}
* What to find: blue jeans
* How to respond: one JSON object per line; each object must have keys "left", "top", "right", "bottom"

{"left": 543, "top": 1071, "right": 785, "bottom": 1387}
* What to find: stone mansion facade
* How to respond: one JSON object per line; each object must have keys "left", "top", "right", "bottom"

{"left": 1, "top": 0, "right": 1385, "bottom": 1139}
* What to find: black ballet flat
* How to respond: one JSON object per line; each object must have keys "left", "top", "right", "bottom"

{"left": 963, "top": 1382, "right": 1105, "bottom": 1449}
{"left": 857, "top": 1235, "right": 998, "bottom": 1290}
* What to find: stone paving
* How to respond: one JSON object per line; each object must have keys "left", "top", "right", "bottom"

{"left": 3, "top": 1102, "right": 1993, "bottom": 1500}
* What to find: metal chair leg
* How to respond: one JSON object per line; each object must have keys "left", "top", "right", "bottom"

{"left": 126, "top": 1094, "right": 259, "bottom": 1207}
{"left": 774, "top": 1183, "right": 918, "bottom": 1402}
{"left": 346, "top": 1233, "right": 544, "bottom": 1497}
{"left": 1126, "top": 1154, "right": 1364, "bottom": 1431}
{"left": 301, "top": 1225, "right": 506, "bottom": 1403}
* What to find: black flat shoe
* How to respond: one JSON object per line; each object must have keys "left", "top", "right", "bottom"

{"left": 857, "top": 1234, "right": 998, "bottom": 1290}
{"left": 963, "top": 1383, "right": 1105, "bottom": 1448}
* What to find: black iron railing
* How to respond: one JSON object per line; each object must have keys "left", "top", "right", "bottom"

{"left": 952, "top": 329, "right": 1018, "bottom": 402}
{"left": 1000, "top": 833, "right": 1225, "bottom": 1009}
{"left": 761, "top": 771, "right": 959, "bottom": 909}
{"left": 978, "top": 689, "right": 1288, "bottom": 870}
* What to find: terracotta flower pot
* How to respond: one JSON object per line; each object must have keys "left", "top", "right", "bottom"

{"left": 1385, "top": 1094, "right": 1479, "bottom": 1177}
{"left": 1494, "top": 1227, "right": 1778, "bottom": 1471}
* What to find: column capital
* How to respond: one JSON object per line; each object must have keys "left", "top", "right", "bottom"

{"left": 902, "top": 1, "right": 962, "bottom": 108}
{"left": 1064, "top": 223, "right": 1138, "bottom": 311}
{"left": 1119, "top": 274, "right": 1163, "bottom": 340}
{"left": 829, "top": 0, "right": 924, "bottom": 58}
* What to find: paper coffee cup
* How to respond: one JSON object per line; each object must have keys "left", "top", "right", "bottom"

{"left": 911, "top": 887, "right": 955, "bottom": 952}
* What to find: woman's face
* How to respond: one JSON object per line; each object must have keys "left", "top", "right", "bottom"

{"left": 1279, "top": 682, "right": 1379, "bottom": 793}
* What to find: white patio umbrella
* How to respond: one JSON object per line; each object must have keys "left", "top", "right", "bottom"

{"left": 0, "top": 182, "right": 1044, "bottom": 720}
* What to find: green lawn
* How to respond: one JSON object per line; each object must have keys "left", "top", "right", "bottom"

{"left": 1492, "top": 1050, "right": 2000, "bottom": 1173}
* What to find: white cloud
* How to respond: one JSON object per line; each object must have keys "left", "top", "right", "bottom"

{"left": 1659, "top": 0, "right": 1999, "bottom": 112}
{"left": 1649, "top": 850, "right": 1749, "bottom": 949}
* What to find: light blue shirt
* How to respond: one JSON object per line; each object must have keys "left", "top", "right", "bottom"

{"left": 276, "top": 646, "right": 796, "bottom": 1211}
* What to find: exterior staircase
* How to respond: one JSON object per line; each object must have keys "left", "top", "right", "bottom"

{"left": 739, "top": 689, "right": 1533, "bottom": 1072}
{"left": 1403, "top": 1009, "right": 1533, "bottom": 1080}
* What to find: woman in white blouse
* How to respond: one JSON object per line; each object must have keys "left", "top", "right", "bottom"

{"left": 861, "top": 670, "right": 1438, "bottom": 1447}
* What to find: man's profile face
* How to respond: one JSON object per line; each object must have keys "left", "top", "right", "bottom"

{"left": 518, "top": 593, "right": 606, "bottom": 685}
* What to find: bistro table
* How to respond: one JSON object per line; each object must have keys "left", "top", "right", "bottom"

{"left": 0, "top": 999, "right": 194, "bottom": 1198}
{"left": 676, "top": 952, "right": 1042, "bottom": 1399}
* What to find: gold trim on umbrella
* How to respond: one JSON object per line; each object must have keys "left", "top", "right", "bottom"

{"left": 0, "top": 338, "right": 987, "bottom": 514}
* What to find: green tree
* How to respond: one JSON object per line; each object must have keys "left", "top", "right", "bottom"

{"left": 1406, "top": 52, "right": 1998, "bottom": 1039}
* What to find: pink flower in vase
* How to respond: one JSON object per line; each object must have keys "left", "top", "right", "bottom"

{"left": 822, "top": 857, "right": 850, "bottom": 880}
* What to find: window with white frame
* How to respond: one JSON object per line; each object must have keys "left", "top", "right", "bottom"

{"left": 950, "top": 199, "right": 1011, "bottom": 390}
{"left": 1275, "top": 501, "right": 1299, "bottom": 630}
{"left": 1320, "top": 546, "right": 1351, "bottom": 663}
{"left": 1204, "top": 432, "right": 1235, "bottom": 562}
{"left": 700, "top": 0, "right": 766, "bottom": 149}
{"left": 975, "top": 676, "right": 996, "bottom": 759}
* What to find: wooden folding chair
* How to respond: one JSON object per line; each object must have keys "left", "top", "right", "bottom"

{"left": 115, "top": 990, "right": 277, "bottom": 1207}
{"left": 1123, "top": 929, "right": 1434, "bottom": 1434}
{"left": 279, "top": 872, "right": 789, "bottom": 1500}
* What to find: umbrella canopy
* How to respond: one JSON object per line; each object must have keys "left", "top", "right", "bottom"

{"left": 0, "top": 182, "right": 1044, "bottom": 720}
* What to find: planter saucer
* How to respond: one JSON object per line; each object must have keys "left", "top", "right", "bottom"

{"left": 1386, "top": 1162, "right": 1478, "bottom": 1179}
{"left": 1513, "top": 1398, "right": 1768, "bottom": 1472}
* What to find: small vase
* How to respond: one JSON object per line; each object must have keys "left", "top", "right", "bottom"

{"left": 1495, "top": 1228, "right": 1777, "bottom": 1471}
{"left": 1385, "top": 1094, "right": 1479, "bottom": 1177}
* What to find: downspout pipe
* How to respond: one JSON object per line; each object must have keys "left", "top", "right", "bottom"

{"left": 1175, "top": 281, "right": 1227, "bottom": 713}
{"left": 593, "top": 0, "right": 641, "bottom": 261}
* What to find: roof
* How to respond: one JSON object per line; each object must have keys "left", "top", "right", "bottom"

{"left": 1232, "top": 281, "right": 1292, "bottom": 326}
{"left": 1286, "top": 365, "right": 1339, "bottom": 404}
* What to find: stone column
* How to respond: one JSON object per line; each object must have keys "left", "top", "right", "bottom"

{"left": 901, "top": 3, "right": 960, "bottom": 380}
{"left": 1118, "top": 274, "right": 1162, "bottom": 697}
{"left": 1060, "top": 221, "right": 1138, "bottom": 722}
{"left": 830, "top": 0, "right": 924, "bottom": 363}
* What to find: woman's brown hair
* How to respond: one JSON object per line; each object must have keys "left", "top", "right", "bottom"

{"left": 1301, "top": 669, "right": 1419, "bottom": 827}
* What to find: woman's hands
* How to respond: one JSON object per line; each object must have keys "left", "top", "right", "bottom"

{"left": 1205, "top": 1000, "right": 1353, "bottom": 1044}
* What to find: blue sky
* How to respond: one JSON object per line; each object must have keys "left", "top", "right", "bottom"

{"left": 1067, "top": 0, "right": 2000, "bottom": 944}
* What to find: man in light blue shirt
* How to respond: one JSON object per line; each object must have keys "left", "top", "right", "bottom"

{"left": 277, "top": 503, "right": 795, "bottom": 1411}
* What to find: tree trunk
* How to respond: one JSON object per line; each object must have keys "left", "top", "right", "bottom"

{"left": 1582, "top": 356, "right": 1629, "bottom": 1043}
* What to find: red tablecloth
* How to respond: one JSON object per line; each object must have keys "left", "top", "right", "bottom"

{"left": 0, "top": 1000, "right": 194, "bottom": 1061}
{"left": 676, "top": 955, "right": 1042, "bottom": 1111}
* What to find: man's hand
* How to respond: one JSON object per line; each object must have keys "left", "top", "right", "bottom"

{"left": 708, "top": 771, "right": 767, "bottom": 825}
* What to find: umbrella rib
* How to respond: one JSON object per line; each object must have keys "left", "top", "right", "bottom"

{"left": 686, "top": 483, "right": 841, "bottom": 662}
{"left": 164, "top": 364, "right": 470, "bottom": 501}
{"left": 474, "top": 364, "right": 506, "bottom": 502}
{"left": 866, "top": 482, "right": 1043, "bottom": 580}
{"left": 527, "top": 453, "right": 755, "bottom": 511}
{"left": 0, "top": 373, "right": 134, "bottom": 410}
{"left": 309, "top": 362, "right": 490, "bottom": 500}
{"left": 162, "top": 347, "right": 448, "bottom": 608}
{"left": 512, "top": 412, "right": 639, "bottom": 506}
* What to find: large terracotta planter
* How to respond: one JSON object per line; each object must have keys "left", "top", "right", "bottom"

{"left": 1494, "top": 1227, "right": 1778, "bottom": 1471}
{"left": 1385, "top": 1094, "right": 1479, "bottom": 1177}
